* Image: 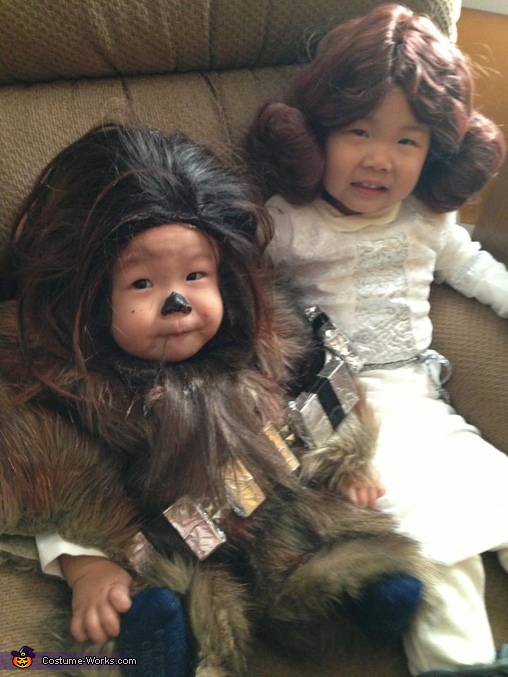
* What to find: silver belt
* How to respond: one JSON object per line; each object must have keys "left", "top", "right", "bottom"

{"left": 363, "top": 349, "right": 452, "bottom": 402}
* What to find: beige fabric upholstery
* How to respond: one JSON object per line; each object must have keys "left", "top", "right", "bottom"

{"left": 0, "top": 1, "right": 457, "bottom": 84}
{"left": 0, "top": 1, "right": 507, "bottom": 675}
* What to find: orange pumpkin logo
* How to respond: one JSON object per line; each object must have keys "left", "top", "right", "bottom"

{"left": 11, "top": 646, "right": 34, "bottom": 669}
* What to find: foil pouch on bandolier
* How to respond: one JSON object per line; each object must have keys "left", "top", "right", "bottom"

{"left": 132, "top": 307, "right": 363, "bottom": 565}
{"left": 286, "top": 306, "right": 364, "bottom": 448}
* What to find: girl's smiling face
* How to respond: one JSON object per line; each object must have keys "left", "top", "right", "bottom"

{"left": 110, "top": 223, "right": 223, "bottom": 362}
{"left": 323, "top": 87, "right": 431, "bottom": 215}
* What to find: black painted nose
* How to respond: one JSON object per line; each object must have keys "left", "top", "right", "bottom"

{"left": 161, "top": 292, "right": 192, "bottom": 315}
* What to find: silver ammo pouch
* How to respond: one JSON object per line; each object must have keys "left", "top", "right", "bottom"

{"left": 286, "top": 306, "right": 362, "bottom": 448}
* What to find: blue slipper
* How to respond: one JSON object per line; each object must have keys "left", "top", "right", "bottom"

{"left": 343, "top": 573, "right": 423, "bottom": 643}
{"left": 420, "top": 645, "right": 508, "bottom": 676}
{"left": 117, "top": 588, "right": 190, "bottom": 677}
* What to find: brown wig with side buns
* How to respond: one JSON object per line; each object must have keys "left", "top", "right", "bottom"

{"left": 246, "top": 3, "right": 505, "bottom": 212}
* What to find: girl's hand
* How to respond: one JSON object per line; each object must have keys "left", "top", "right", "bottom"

{"left": 60, "top": 554, "right": 133, "bottom": 645}
{"left": 342, "top": 469, "right": 386, "bottom": 507}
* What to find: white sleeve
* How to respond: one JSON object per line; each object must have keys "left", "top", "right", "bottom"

{"left": 36, "top": 533, "right": 107, "bottom": 578}
{"left": 453, "top": 250, "right": 508, "bottom": 317}
{"left": 435, "top": 221, "right": 508, "bottom": 318}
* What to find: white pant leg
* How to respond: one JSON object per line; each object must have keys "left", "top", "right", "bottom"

{"left": 365, "top": 366, "right": 508, "bottom": 565}
{"left": 404, "top": 556, "right": 496, "bottom": 676}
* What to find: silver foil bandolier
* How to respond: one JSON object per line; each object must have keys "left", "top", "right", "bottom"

{"left": 132, "top": 307, "right": 362, "bottom": 565}
{"left": 287, "top": 307, "right": 362, "bottom": 448}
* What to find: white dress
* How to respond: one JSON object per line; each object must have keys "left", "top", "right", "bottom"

{"left": 267, "top": 194, "right": 508, "bottom": 564}
{"left": 267, "top": 194, "right": 508, "bottom": 673}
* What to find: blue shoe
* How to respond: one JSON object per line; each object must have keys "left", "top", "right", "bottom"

{"left": 117, "top": 588, "right": 190, "bottom": 677}
{"left": 343, "top": 574, "right": 423, "bottom": 643}
{"left": 419, "top": 645, "right": 508, "bottom": 676}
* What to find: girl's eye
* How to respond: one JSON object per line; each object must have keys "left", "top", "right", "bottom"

{"left": 350, "top": 128, "right": 368, "bottom": 137}
{"left": 186, "top": 271, "right": 204, "bottom": 281}
{"left": 132, "top": 279, "right": 152, "bottom": 289}
{"left": 399, "top": 138, "right": 417, "bottom": 146}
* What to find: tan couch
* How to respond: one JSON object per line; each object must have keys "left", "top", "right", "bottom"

{"left": 0, "top": 1, "right": 507, "bottom": 675}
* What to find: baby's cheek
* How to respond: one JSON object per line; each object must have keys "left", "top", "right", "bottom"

{"left": 201, "top": 291, "right": 223, "bottom": 319}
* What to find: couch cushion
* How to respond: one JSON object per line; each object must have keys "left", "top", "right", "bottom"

{"left": 0, "top": 64, "right": 299, "bottom": 245}
{"left": 430, "top": 283, "right": 508, "bottom": 455}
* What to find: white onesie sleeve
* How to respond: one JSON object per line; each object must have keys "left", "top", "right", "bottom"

{"left": 36, "top": 532, "right": 107, "bottom": 578}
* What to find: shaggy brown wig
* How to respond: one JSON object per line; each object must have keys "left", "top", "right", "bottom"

{"left": 7, "top": 124, "right": 281, "bottom": 392}
{"left": 2, "top": 124, "right": 307, "bottom": 510}
{"left": 246, "top": 3, "right": 506, "bottom": 212}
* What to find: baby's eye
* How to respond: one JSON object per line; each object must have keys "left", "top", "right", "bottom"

{"left": 132, "top": 279, "right": 152, "bottom": 289}
{"left": 186, "top": 271, "right": 204, "bottom": 281}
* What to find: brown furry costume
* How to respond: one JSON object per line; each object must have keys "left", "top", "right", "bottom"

{"left": 0, "top": 296, "right": 431, "bottom": 677}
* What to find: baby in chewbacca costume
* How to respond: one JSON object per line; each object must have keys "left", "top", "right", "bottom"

{"left": 0, "top": 123, "right": 432, "bottom": 676}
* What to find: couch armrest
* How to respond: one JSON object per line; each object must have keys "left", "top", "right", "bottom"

{"left": 430, "top": 283, "right": 508, "bottom": 455}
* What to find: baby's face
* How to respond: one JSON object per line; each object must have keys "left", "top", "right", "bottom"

{"left": 110, "top": 223, "right": 223, "bottom": 362}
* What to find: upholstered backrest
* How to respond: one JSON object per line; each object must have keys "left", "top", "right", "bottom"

{"left": 0, "top": 0, "right": 457, "bottom": 255}
{"left": 0, "top": 0, "right": 457, "bottom": 84}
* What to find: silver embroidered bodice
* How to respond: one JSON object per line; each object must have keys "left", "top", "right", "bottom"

{"left": 267, "top": 195, "right": 508, "bottom": 365}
